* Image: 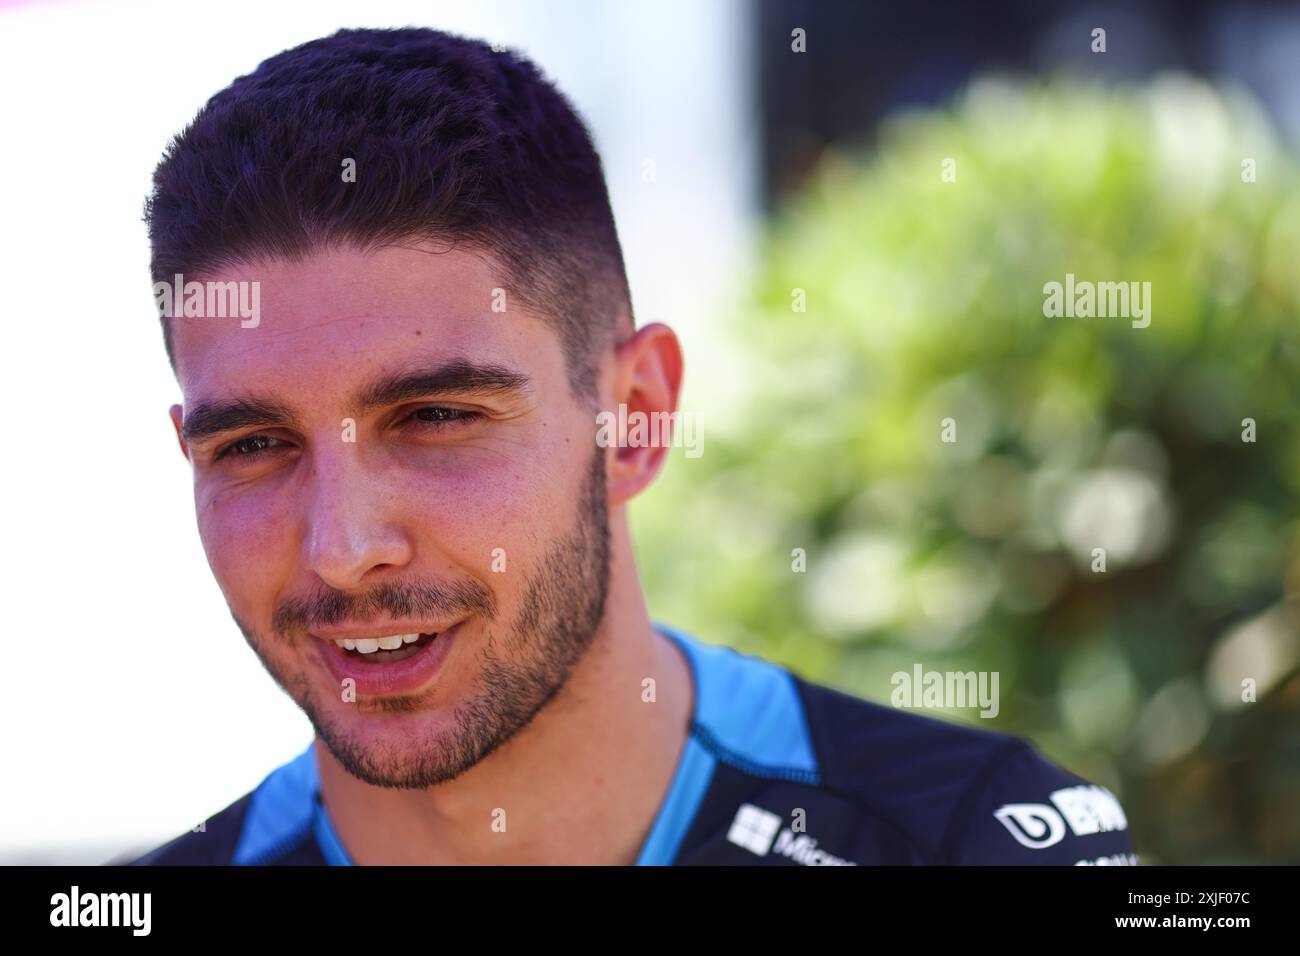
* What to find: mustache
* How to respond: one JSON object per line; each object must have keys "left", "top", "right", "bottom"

{"left": 271, "top": 578, "right": 497, "bottom": 636}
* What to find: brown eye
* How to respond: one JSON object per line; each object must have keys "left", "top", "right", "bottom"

{"left": 222, "top": 435, "right": 283, "bottom": 458}
{"left": 415, "top": 407, "right": 459, "bottom": 422}
{"left": 409, "top": 407, "right": 482, "bottom": 428}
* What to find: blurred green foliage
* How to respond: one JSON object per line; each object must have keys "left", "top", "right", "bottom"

{"left": 632, "top": 74, "right": 1300, "bottom": 864}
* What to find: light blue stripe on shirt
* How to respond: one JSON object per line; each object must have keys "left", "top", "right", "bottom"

{"left": 237, "top": 622, "right": 818, "bottom": 865}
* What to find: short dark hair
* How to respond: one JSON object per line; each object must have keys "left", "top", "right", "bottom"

{"left": 145, "top": 26, "right": 633, "bottom": 399}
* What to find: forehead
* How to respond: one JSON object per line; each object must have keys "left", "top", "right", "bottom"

{"left": 171, "top": 243, "right": 558, "bottom": 403}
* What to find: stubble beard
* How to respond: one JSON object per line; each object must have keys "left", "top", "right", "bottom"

{"left": 235, "top": 446, "right": 612, "bottom": 789}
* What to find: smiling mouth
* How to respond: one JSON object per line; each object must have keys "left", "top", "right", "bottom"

{"left": 331, "top": 632, "right": 441, "bottom": 664}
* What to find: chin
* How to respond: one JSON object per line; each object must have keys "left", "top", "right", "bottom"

{"left": 313, "top": 699, "right": 475, "bottom": 788}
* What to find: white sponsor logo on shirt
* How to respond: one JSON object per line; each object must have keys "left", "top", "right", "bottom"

{"left": 725, "top": 803, "right": 857, "bottom": 865}
{"left": 994, "top": 785, "right": 1128, "bottom": 849}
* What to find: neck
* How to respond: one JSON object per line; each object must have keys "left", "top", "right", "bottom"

{"left": 315, "top": 510, "right": 694, "bottom": 864}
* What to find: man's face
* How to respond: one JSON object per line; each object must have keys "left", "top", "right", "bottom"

{"left": 169, "top": 243, "right": 611, "bottom": 788}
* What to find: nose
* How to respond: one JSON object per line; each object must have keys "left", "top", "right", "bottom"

{"left": 301, "top": 444, "right": 415, "bottom": 591}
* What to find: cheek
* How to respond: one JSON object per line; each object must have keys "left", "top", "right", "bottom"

{"left": 196, "top": 489, "right": 295, "bottom": 603}
{"left": 406, "top": 450, "right": 579, "bottom": 570}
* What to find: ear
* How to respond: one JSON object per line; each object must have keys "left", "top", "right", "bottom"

{"left": 604, "top": 322, "right": 684, "bottom": 506}
{"left": 169, "top": 404, "right": 191, "bottom": 461}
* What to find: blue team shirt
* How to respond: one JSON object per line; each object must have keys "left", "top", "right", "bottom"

{"left": 129, "top": 623, "right": 1136, "bottom": 866}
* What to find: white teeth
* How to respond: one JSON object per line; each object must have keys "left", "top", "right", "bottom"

{"left": 333, "top": 633, "right": 422, "bottom": 653}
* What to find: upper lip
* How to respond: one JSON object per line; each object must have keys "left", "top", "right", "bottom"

{"left": 310, "top": 620, "right": 462, "bottom": 641}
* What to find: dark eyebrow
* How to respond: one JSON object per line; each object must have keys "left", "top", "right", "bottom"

{"left": 353, "top": 360, "right": 531, "bottom": 415}
{"left": 181, "top": 361, "right": 530, "bottom": 445}
{"left": 182, "top": 397, "right": 297, "bottom": 444}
